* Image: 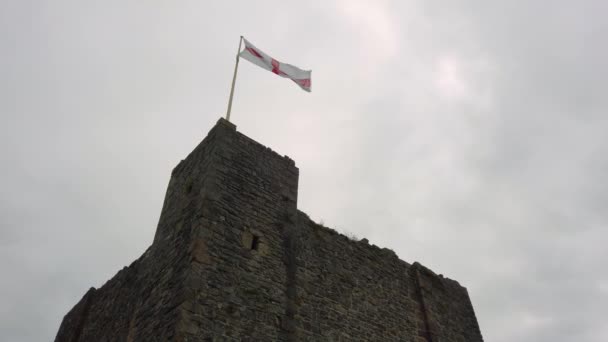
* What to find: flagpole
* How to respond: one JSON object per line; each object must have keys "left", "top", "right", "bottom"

{"left": 226, "top": 36, "right": 243, "bottom": 122}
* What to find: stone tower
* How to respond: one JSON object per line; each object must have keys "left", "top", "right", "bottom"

{"left": 55, "top": 118, "right": 484, "bottom": 341}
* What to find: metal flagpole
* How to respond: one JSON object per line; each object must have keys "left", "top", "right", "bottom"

{"left": 226, "top": 36, "right": 243, "bottom": 122}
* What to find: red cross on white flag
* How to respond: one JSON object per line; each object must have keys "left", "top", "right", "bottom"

{"left": 239, "top": 38, "right": 312, "bottom": 92}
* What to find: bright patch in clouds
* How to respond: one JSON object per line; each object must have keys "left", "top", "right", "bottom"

{"left": 435, "top": 56, "right": 468, "bottom": 99}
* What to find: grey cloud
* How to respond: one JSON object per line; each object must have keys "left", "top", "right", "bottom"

{"left": 1, "top": 1, "right": 606, "bottom": 341}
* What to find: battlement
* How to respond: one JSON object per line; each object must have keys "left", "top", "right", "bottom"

{"left": 56, "top": 118, "right": 483, "bottom": 341}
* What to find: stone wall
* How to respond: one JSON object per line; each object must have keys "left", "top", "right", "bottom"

{"left": 289, "top": 213, "right": 483, "bottom": 341}
{"left": 174, "top": 118, "right": 299, "bottom": 341}
{"left": 56, "top": 118, "right": 483, "bottom": 341}
{"left": 56, "top": 119, "right": 243, "bottom": 341}
{"left": 54, "top": 287, "right": 95, "bottom": 342}
{"left": 413, "top": 264, "right": 484, "bottom": 341}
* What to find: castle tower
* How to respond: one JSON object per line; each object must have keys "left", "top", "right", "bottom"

{"left": 56, "top": 118, "right": 483, "bottom": 341}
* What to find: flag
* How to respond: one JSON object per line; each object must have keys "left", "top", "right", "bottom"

{"left": 239, "top": 38, "right": 312, "bottom": 92}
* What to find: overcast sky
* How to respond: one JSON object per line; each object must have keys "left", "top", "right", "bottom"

{"left": 1, "top": 1, "right": 607, "bottom": 341}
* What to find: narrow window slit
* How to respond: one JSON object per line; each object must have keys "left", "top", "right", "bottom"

{"left": 251, "top": 235, "right": 260, "bottom": 250}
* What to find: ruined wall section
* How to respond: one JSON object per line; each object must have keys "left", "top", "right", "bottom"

{"left": 55, "top": 201, "right": 193, "bottom": 341}
{"left": 292, "top": 213, "right": 421, "bottom": 341}
{"left": 291, "top": 212, "right": 484, "bottom": 342}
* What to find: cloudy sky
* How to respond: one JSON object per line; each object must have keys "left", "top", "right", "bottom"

{"left": 1, "top": 1, "right": 607, "bottom": 341}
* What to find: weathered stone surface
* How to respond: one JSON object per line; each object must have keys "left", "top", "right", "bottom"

{"left": 55, "top": 118, "right": 484, "bottom": 341}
